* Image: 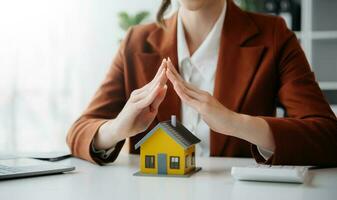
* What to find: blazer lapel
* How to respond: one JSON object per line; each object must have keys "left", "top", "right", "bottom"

{"left": 211, "top": 1, "right": 265, "bottom": 156}
{"left": 135, "top": 14, "right": 181, "bottom": 122}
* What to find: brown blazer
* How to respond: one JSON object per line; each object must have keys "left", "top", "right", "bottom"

{"left": 67, "top": 1, "right": 337, "bottom": 166}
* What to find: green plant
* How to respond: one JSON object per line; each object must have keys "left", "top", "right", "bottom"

{"left": 236, "top": 0, "right": 263, "bottom": 12}
{"left": 118, "top": 11, "right": 150, "bottom": 31}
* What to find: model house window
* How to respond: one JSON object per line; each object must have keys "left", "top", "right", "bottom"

{"left": 192, "top": 152, "right": 195, "bottom": 166}
{"left": 185, "top": 155, "right": 191, "bottom": 168}
{"left": 170, "top": 156, "right": 180, "bottom": 169}
{"left": 145, "top": 155, "right": 155, "bottom": 168}
{"left": 185, "top": 156, "right": 188, "bottom": 168}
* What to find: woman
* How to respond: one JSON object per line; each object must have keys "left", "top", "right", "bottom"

{"left": 67, "top": 0, "right": 337, "bottom": 165}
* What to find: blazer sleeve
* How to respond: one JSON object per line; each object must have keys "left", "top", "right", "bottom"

{"left": 252, "top": 17, "right": 337, "bottom": 166}
{"left": 66, "top": 29, "right": 134, "bottom": 164}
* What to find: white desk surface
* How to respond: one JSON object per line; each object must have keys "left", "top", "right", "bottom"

{"left": 1, "top": 154, "right": 337, "bottom": 200}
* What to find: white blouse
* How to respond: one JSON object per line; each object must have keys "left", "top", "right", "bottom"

{"left": 177, "top": 2, "right": 227, "bottom": 156}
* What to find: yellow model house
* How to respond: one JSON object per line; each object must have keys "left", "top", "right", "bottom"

{"left": 134, "top": 115, "right": 201, "bottom": 177}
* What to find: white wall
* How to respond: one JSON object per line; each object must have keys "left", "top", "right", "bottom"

{"left": 0, "top": 0, "right": 165, "bottom": 153}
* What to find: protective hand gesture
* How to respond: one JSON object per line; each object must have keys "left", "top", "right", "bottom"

{"left": 165, "top": 58, "right": 237, "bottom": 135}
{"left": 117, "top": 59, "right": 168, "bottom": 137}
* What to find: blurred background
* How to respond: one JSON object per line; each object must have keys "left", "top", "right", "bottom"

{"left": 0, "top": 0, "right": 336, "bottom": 155}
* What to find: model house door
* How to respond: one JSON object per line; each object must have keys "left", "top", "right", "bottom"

{"left": 157, "top": 153, "right": 167, "bottom": 174}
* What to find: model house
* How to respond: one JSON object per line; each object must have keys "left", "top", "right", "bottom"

{"left": 134, "top": 115, "right": 201, "bottom": 176}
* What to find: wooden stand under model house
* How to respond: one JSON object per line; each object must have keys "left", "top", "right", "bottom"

{"left": 134, "top": 115, "right": 202, "bottom": 177}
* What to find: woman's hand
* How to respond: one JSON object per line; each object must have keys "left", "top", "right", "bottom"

{"left": 165, "top": 58, "right": 238, "bottom": 135}
{"left": 94, "top": 59, "right": 168, "bottom": 150}
{"left": 165, "top": 58, "right": 275, "bottom": 151}
{"left": 117, "top": 59, "right": 168, "bottom": 136}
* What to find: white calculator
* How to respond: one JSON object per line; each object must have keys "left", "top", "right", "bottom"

{"left": 231, "top": 164, "right": 309, "bottom": 183}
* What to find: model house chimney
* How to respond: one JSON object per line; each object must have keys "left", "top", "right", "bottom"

{"left": 171, "top": 115, "right": 176, "bottom": 127}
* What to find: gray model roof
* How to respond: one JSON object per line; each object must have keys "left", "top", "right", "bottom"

{"left": 134, "top": 120, "right": 201, "bottom": 150}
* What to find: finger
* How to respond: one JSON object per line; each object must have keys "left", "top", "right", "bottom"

{"left": 132, "top": 64, "right": 167, "bottom": 102}
{"left": 133, "top": 85, "right": 155, "bottom": 103}
{"left": 166, "top": 67, "right": 187, "bottom": 91}
{"left": 134, "top": 69, "right": 166, "bottom": 104}
{"left": 151, "top": 58, "right": 166, "bottom": 82}
{"left": 174, "top": 83, "right": 201, "bottom": 110}
{"left": 132, "top": 59, "right": 166, "bottom": 96}
{"left": 166, "top": 65, "right": 208, "bottom": 102}
{"left": 166, "top": 66, "right": 181, "bottom": 85}
{"left": 166, "top": 58, "right": 183, "bottom": 81}
{"left": 165, "top": 67, "right": 200, "bottom": 99}
{"left": 175, "top": 80, "right": 206, "bottom": 101}
{"left": 184, "top": 81, "right": 209, "bottom": 96}
{"left": 145, "top": 61, "right": 167, "bottom": 93}
{"left": 136, "top": 84, "right": 163, "bottom": 108}
{"left": 149, "top": 66, "right": 167, "bottom": 92}
{"left": 150, "top": 84, "right": 168, "bottom": 112}
{"left": 150, "top": 58, "right": 166, "bottom": 85}
{"left": 166, "top": 58, "right": 208, "bottom": 96}
{"left": 166, "top": 57, "right": 205, "bottom": 92}
{"left": 157, "top": 63, "right": 168, "bottom": 87}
